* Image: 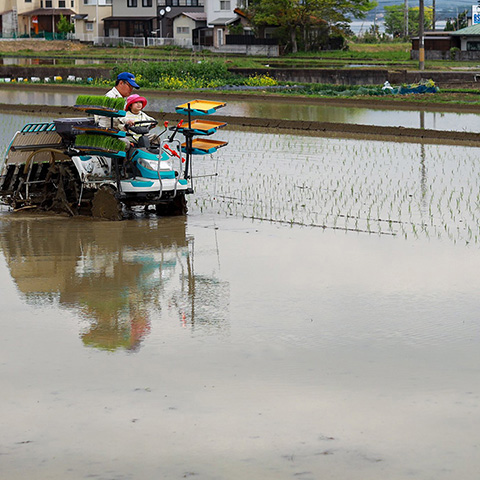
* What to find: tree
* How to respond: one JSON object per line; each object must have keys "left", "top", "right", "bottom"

{"left": 444, "top": 10, "right": 467, "bottom": 31}
{"left": 247, "top": 0, "right": 376, "bottom": 53}
{"left": 384, "top": 5, "right": 433, "bottom": 38}
{"left": 56, "top": 15, "right": 74, "bottom": 35}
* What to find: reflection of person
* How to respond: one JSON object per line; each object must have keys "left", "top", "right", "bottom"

{"left": 120, "top": 94, "right": 156, "bottom": 142}
{"left": 97, "top": 71, "right": 140, "bottom": 131}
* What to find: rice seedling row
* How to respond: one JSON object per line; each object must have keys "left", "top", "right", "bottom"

{"left": 191, "top": 129, "right": 480, "bottom": 245}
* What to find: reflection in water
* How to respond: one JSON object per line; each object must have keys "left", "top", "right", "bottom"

{"left": 0, "top": 215, "right": 229, "bottom": 351}
{"left": 1, "top": 91, "right": 479, "bottom": 132}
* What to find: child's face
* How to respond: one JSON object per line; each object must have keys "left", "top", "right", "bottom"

{"left": 130, "top": 101, "right": 143, "bottom": 114}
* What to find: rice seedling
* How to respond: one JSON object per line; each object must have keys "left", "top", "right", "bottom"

{"left": 190, "top": 128, "right": 480, "bottom": 245}
{"left": 75, "top": 95, "right": 125, "bottom": 111}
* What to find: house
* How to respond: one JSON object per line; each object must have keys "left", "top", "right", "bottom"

{"left": 0, "top": 0, "right": 75, "bottom": 37}
{"left": 450, "top": 23, "right": 480, "bottom": 53}
{"left": 411, "top": 25, "right": 480, "bottom": 61}
{"left": 202, "top": 0, "right": 278, "bottom": 55}
{"left": 102, "top": 0, "right": 157, "bottom": 40}
{"left": 73, "top": 0, "right": 112, "bottom": 42}
{"left": 204, "top": 0, "right": 243, "bottom": 48}
{"left": 156, "top": 0, "right": 204, "bottom": 39}
{"left": 172, "top": 11, "right": 207, "bottom": 47}
{"left": 411, "top": 31, "right": 460, "bottom": 60}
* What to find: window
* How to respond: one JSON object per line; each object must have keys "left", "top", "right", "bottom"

{"left": 71, "top": 0, "right": 74, "bottom": 6}
{"left": 46, "top": 0, "right": 52, "bottom": 6}
{"left": 25, "top": 0, "right": 32, "bottom": 3}
{"left": 186, "top": 0, "right": 199, "bottom": 5}
{"left": 142, "top": 0, "right": 152, "bottom": 6}
{"left": 127, "top": 0, "right": 138, "bottom": 6}
{"left": 166, "top": 0, "right": 179, "bottom": 5}
{"left": 219, "top": 0, "right": 230, "bottom": 10}
{"left": 177, "top": 26, "right": 189, "bottom": 34}
{"left": 59, "top": 0, "right": 66, "bottom": 6}
{"left": 85, "top": 22, "right": 93, "bottom": 31}
{"left": 217, "top": 28, "right": 224, "bottom": 45}
{"left": 467, "top": 41, "right": 480, "bottom": 51}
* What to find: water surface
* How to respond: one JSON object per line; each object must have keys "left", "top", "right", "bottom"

{"left": 0, "top": 113, "right": 479, "bottom": 479}
{"left": 1, "top": 87, "right": 479, "bottom": 132}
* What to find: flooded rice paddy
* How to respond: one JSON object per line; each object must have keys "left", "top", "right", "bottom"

{"left": 1, "top": 112, "right": 480, "bottom": 479}
{"left": 1, "top": 86, "right": 479, "bottom": 132}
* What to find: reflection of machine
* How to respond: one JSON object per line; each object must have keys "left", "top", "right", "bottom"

{"left": 0, "top": 98, "right": 227, "bottom": 220}
{"left": 0, "top": 216, "right": 229, "bottom": 351}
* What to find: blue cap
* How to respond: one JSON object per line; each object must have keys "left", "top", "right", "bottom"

{"left": 116, "top": 71, "right": 139, "bottom": 89}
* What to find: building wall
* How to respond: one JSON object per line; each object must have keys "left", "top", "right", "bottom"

{"left": 172, "top": 15, "right": 194, "bottom": 44}
{"left": 112, "top": 0, "right": 155, "bottom": 17}
{"left": 75, "top": 3, "right": 112, "bottom": 39}
{"left": 205, "top": 0, "right": 240, "bottom": 24}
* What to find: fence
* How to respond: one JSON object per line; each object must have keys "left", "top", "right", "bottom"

{"left": 226, "top": 35, "right": 278, "bottom": 46}
{"left": 0, "top": 32, "right": 66, "bottom": 40}
{"left": 147, "top": 37, "right": 192, "bottom": 48}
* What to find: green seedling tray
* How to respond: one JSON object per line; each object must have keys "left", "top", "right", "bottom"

{"left": 74, "top": 105, "right": 126, "bottom": 118}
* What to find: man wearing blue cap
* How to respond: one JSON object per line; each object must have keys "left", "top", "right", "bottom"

{"left": 106, "top": 71, "right": 140, "bottom": 101}
{"left": 98, "top": 71, "right": 140, "bottom": 130}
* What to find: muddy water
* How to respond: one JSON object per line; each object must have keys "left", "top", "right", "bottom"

{"left": 1, "top": 113, "right": 480, "bottom": 479}
{"left": 1, "top": 87, "right": 479, "bottom": 132}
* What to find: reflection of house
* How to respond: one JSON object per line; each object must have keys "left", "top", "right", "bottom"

{"left": 0, "top": 0, "right": 74, "bottom": 37}
{"left": 172, "top": 11, "right": 206, "bottom": 47}
{"left": 73, "top": 0, "right": 112, "bottom": 42}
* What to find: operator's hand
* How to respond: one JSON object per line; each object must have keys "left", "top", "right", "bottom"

{"left": 125, "top": 120, "right": 135, "bottom": 127}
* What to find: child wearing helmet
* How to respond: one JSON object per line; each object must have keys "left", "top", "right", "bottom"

{"left": 120, "top": 94, "right": 157, "bottom": 142}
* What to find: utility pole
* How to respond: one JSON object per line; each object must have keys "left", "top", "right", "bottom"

{"left": 404, "top": 0, "right": 409, "bottom": 37}
{"left": 432, "top": 0, "right": 436, "bottom": 30}
{"left": 419, "top": 0, "right": 425, "bottom": 70}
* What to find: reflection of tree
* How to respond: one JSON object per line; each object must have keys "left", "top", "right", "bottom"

{"left": 0, "top": 216, "right": 229, "bottom": 351}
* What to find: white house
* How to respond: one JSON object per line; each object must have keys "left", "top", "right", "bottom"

{"left": 204, "top": 0, "right": 244, "bottom": 47}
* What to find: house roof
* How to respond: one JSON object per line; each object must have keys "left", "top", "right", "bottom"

{"left": 209, "top": 16, "right": 238, "bottom": 26}
{"left": 177, "top": 12, "right": 207, "bottom": 22}
{"left": 21, "top": 8, "right": 75, "bottom": 16}
{"left": 451, "top": 24, "right": 480, "bottom": 36}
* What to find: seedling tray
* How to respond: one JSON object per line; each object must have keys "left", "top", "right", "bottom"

{"left": 75, "top": 146, "right": 126, "bottom": 159}
{"left": 175, "top": 100, "right": 226, "bottom": 116}
{"left": 74, "top": 126, "right": 126, "bottom": 138}
{"left": 74, "top": 105, "right": 126, "bottom": 118}
{"left": 178, "top": 119, "right": 227, "bottom": 136}
{"left": 181, "top": 138, "right": 228, "bottom": 155}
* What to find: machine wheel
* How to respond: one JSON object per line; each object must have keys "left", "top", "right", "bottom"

{"left": 41, "top": 162, "right": 81, "bottom": 216}
{"left": 155, "top": 195, "right": 188, "bottom": 216}
{"left": 91, "top": 186, "right": 123, "bottom": 221}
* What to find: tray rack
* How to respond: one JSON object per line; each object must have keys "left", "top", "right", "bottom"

{"left": 175, "top": 100, "right": 226, "bottom": 116}
{"left": 73, "top": 103, "right": 127, "bottom": 192}
{"left": 173, "top": 100, "right": 228, "bottom": 183}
